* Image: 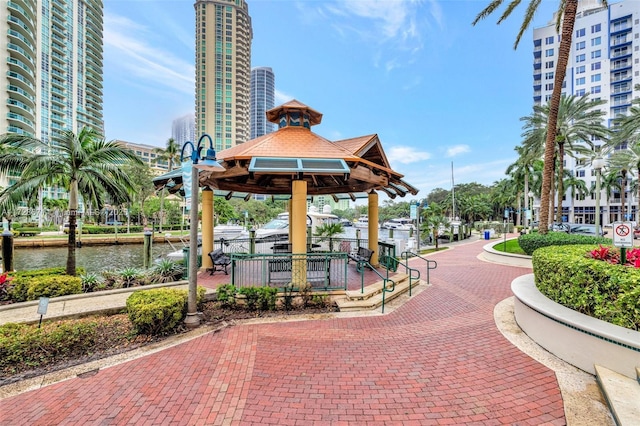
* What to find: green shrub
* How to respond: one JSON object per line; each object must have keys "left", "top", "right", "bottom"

{"left": 148, "top": 259, "right": 184, "bottom": 284}
{"left": 257, "top": 286, "right": 278, "bottom": 311}
{"left": 81, "top": 273, "right": 102, "bottom": 293}
{"left": 519, "top": 232, "right": 609, "bottom": 255}
{"left": 238, "top": 286, "right": 260, "bottom": 310}
{"left": 533, "top": 244, "right": 640, "bottom": 330}
{"left": 80, "top": 225, "right": 144, "bottom": 234}
{"left": 10, "top": 274, "right": 82, "bottom": 302}
{"left": 126, "top": 287, "right": 205, "bottom": 335}
{"left": 10, "top": 267, "right": 86, "bottom": 279}
{"left": 216, "top": 284, "right": 236, "bottom": 307}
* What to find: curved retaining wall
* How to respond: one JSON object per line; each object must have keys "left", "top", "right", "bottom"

{"left": 480, "top": 240, "right": 532, "bottom": 268}
{"left": 511, "top": 274, "right": 640, "bottom": 379}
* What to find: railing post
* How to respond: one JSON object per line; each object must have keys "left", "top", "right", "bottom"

{"left": 2, "top": 229, "right": 13, "bottom": 273}
{"left": 249, "top": 228, "right": 255, "bottom": 254}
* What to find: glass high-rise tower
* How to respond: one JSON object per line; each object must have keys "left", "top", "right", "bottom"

{"left": 250, "top": 66, "right": 275, "bottom": 139}
{"left": 194, "top": 0, "right": 252, "bottom": 151}
{"left": 1, "top": 0, "right": 104, "bottom": 196}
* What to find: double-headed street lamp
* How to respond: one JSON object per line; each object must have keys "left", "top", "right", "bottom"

{"left": 593, "top": 157, "right": 606, "bottom": 237}
{"left": 180, "top": 134, "right": 225, "bottom": 328}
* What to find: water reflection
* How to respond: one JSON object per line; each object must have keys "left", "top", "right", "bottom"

{"left": 14, "top": 243, "right": 178, "bottom": 274}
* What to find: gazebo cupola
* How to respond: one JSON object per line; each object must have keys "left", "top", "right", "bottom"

{"left": 266, "top": 100, "right": 323, "bottom": 130}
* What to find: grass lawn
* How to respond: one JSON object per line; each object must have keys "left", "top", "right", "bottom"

{"left": 492, "top": 238, "right": 526, "bottom": 255}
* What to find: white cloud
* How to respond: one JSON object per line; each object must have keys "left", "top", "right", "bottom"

{"left": 275, "top": 89, "right": 295, "bottom": 105}
{"left": 446, "top": 144, "right": 471, "bottom": 157}
{"left": 386, "top": 145, "right": 431, "bottom": 164}
{"left": 104, "top": 13, "right": 194, "bottom": 96}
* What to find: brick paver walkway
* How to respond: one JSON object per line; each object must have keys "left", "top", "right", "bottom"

{"left": 0, "top": 238, "right": 565, "bottom": 425}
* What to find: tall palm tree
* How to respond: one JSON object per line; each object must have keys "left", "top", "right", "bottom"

{"left": 474, "top": 0, "right": 608, "bottom": 233}
{"left": 563, "top": 174, "right": 588, "bottom": 223}
{"left": 153, "top": 138, "right": 180, "bottom": 172}
{"left": 607, "top": 147, "right": 640, "bottom": 222}
{"left": 153, "top": 138, "right": 181, "bottom": 231}
{"left": 0, "top": 127, "right": 142, "bottom": 275}
{"left": 521, "top": 95, "right": 609, "bottom": 223}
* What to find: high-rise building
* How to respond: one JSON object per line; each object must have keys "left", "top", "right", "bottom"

{"left": 1, "top": 0, "right": 104, "bottom": 198}
{"left": 532, "top": 0, "right": 640, "bottom": 225}
{"left": 172, "top": 113, "right": 195, "bottom": 148}
{"left": 250, "top": 66, "right": 275, "bottom": 139}
{"left": 194, "top": 0, "right": 252, "bottom": 152}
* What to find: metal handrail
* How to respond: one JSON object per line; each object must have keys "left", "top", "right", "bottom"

{"left": 401, "top": 251, "right": 438, "bottom": 284}
{"left": 393, "top": 257, "right": 420, "bottom": 297}
{"left": 354, "top": 258, "right": 395, "bottom": 313}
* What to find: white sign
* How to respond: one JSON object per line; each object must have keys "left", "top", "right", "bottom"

{"left": 613, "top": 221, "right": 634, "bottom": 248}
{"left": 37, "top": 297, "right": 49, "bottom": 315}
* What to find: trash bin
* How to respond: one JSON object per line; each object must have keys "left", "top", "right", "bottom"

{"left": 484, "top": 230, "right": 490, "bottom": 240}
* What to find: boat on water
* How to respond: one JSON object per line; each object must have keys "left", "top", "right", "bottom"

{"left": 382, "top": 218, "right": 415, "bottom": 231}
{"left": 255, "top": 206, "right": 340, "bottom": 241}
{"left": 213, "top": 223, "right": 248, "bottom": 240}
{"left": 354, "top": 215, "right": 370, "bottom": 229}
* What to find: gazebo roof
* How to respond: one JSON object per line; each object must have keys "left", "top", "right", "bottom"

{"left": 154, "top": 101, "right": 418, "bottom": 200}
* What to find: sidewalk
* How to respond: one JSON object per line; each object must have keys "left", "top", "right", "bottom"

{"left": 1, "top": 236, "right": 614, "bottom": 424}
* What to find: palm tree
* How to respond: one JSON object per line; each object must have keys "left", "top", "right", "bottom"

{"left": 0, "top": 127, "right": 142, "bottom": 275}
{"left": 520, "top": 95, "right": 609, "bottom": 223}
{"left": 153, "top": 138, "right": 181, "bottom": 231}
{"left": 563, "top": 174, "right": 588, "bottom": 223}
{"left": 607, "top": 146, "right": 640, "bottom": 222}
{"left": 474, "top": 0, "right": 609, "bottom": 233}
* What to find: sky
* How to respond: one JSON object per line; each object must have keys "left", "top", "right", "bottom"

{"left": 102, "top": 0, "right": 560, "bottom": 200}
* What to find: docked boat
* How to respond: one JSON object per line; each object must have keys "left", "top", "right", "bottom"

{"left": 382, "top": 218, "right": 415, "bottom": 231}
{"left": 254, "top": 206, "right": 340, "bottom": 241}
{"left": 213, "top": 223, "right": 248, "bottom": 240}
{"left": 353, "top": 215, "right": 370, "bottom": 228}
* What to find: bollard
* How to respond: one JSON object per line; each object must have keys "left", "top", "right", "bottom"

{"left": 2, "top": 229, "right": 13, "bottom": 273}
{"left": 389, "top": 228, "right": 394, "bottom": 239}
{"left": 143, "top": 230, "right": 153, "bottom": 269}
{"left": 249, "top": 228, "right": 256, "bottom": 254}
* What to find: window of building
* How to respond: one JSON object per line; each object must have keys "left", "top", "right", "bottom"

{"left": 592, "top": 23, "right": 601, "bottom": 33}
{"left": 545, "top": 36, "right": 554, "bottom": 44}
{"left": 545, "top": 83, "right": 554, "bottom": 90}
{"left": 576, "top": 65, "right": 585, "bottom": 74}
{"left": 591, "top": 50, "right": 601, "bottom": 59}
{"left": 546, "top": 48, "right": 554, "bottom": 57}
{"left": 576, "top": 28, "right": 586, "bottom": 37}
{"left": 591, "top": 85, "right": 601, "bottom": 94}
{"left": 545, "top": 71, "right": 554, "bottom": 79}
{"left": 576, "top": 77, "right": 585, "bottom": 85}
{"left": 591, "top": 74, "right": 601, "bottom": 82}
{"left": 591, "top": 62, "right": 601, "bottom": 71}
{"left": 576, "top": 41, "right": 586, "bottom": 50}
{"left": 591, "top": 36, "right": 601, "bottom": 46}
{"left": 576, "top": 54, "right": 585, "bottom": 62}
{"left": 576, "top": 89, "right": 586, "bottom": 96}
{"left": 576, "top": 170, "right": 585, "bottom": 177}
{"left": 545, "top": 60, "right": 554, "bottom": 68}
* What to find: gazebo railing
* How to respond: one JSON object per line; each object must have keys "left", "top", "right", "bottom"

{"left": 214, "top": 236, "right": 370, "bottom": 256}
{"left": 229, "top": 252, "right": 349, "bottom": 291}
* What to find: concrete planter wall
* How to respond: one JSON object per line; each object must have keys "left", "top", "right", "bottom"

{"left": 511, "top": 274, "right": 640, "bottom": 379}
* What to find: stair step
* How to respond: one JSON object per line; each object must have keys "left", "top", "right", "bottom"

{"left": 345, "top": 273, "right": 409, "bottom": 300}
{"left": 595, "top": 365, "right": 640, "bottom": 426}
{"left": 337, "top": 277, "right": 422, "bottom": 312}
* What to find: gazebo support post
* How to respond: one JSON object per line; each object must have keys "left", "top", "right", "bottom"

{"left": 292, "top": 180, "right": 308, "bottom": 288}
{"left": 202, "top": 188, "right": 214, "bottom": 270}
{"left": 368, "top": 191, "right": 379, "bottom": 266}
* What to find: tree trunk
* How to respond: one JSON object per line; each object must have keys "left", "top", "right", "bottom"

{"left": 550, "top": 157, "right": 556, "bottom": 225}
{"left": 66, "top": 180, "right": 79, "bottom": 276}
{"left": 621, "top": 170, "right": 627, "bottom": 222}
{"left": 556, "top": 142, "right": 565, "bottom": 223}
{"left": 539, "top": 0, "right": 577, "bottom": 234}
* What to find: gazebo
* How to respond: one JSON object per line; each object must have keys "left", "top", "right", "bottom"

{"left": 154, "top": 100, "right": 418, "bottom": 284}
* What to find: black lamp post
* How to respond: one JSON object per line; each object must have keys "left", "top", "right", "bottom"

{"left": 180, "top": 134, "right": 225, "bottom": 328}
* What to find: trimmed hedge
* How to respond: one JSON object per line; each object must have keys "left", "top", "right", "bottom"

{"left": 518, "top": 232, "right": 609, "bottom": 255}
{"left": 533, "top": 244, "right": 640, "bottom": 331}
{"left": 10, "top": 275, "right": 82, "bottom": 302}
{"left": 126, "top": 287, "right": 205, "bottom": 335}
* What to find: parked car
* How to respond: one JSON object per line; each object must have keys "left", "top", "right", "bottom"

{"left": 105, "top": 220, "right": 122, "bottom": 226}
{"left": 568, "top": 224, "right": 607, "bottom": 236}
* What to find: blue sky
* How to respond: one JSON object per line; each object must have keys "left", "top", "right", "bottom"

{"left": 103, "top": 0, "right": 559, "bottom": 199}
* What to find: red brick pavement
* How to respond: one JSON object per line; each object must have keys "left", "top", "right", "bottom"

{"left": 0, "top": 238, "right": 566, "bottom": 425}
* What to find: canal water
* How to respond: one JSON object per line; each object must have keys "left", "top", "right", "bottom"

{"left": 14, "top": 243, "right": 178, "bottom": 274}
{"left": 12, "top": 227, "right": 415, "bottom": 274}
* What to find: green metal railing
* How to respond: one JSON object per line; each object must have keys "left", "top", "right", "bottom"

{"left": 353, "top": 257, "right": 396, "bottom": 313}
{"left": 392, "top": 256, "right": 420, "bottom": 297}
{"left": 229, "top": 252, "right": 348, "bottom": 291}
{"left": 401, "top": 251, "right": 437, "bottom": 284}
